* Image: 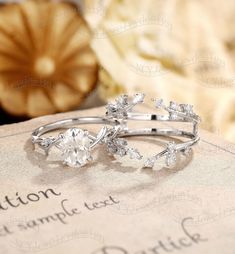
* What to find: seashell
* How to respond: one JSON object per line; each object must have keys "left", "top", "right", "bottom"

{"left": 0, "top": 0, "right": 98, "bottom": 117}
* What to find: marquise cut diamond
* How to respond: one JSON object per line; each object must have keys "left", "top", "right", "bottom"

{"left": 143, "top": 158, "right": 155, "bottom": 168}
{"left": 106, "top": 94, "right": 145, "bottom": 119}
{"left": 128, "top": 148, "right": 143, "bottom": 160}
{"left": 155, "top": 98, "right": 164, "bottom": 108}
{"left": 132, "top": 93, "right": 145, "bottom": 104}
{"left": 166, "top": 142, "right": 177, "bottom": 167}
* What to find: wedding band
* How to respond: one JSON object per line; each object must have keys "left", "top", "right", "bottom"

{"left": 105, "top": 94, "right": 200, "bottom": 168}
{"left": 119, "top": 127, "right": 199, "bottom": 168}
{"left": 31, "top": 94, "right": 201, "bottom": 170}
{"left": 32, "top": 117, "right": 120, "bottom": 168}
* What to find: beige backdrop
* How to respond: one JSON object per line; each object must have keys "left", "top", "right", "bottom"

{"left": 83, "top": 0, "right": 235, "bottom": 143}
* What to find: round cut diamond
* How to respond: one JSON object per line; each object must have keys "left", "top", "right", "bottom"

{"left": 58, "top": 128, "right": 92, "bottom": 168}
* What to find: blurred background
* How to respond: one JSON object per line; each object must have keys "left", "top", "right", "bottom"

{"left": 0, "top": 0, "right": 235, "bottom": 143}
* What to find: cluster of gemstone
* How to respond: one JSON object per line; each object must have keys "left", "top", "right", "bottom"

{"left": 143, "top": 157, "right": 156, "bottom": 168}
{"left": 143, "top": 142, "right": 177, "bottom": 169}
{"left": 32, "top": 136, "right": 57, "bottom": 151}
{"left": 106, "top": 93, "right": 145, "bottom": 119}
{"left": 106, "top": 137, "right": 143, "bottom": 160}
{"left": 165, "top": 142, "right": 177, "bottom": 167}
{"left": 105, "top": 95, "right": 196, "bottom": 168}
{"left": 155, "top": 99, "right": 197, "bottom": 120}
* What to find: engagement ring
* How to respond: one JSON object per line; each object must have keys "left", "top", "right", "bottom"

{"left": 32, "top": 117, "right": 120, "bottom": 168}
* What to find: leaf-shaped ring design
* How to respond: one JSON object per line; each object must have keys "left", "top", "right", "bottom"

{"left": 105, "top": 94, "right": 201, "bottom": 168}
{"left": 32, "top": 117, "right": 120, "bottom": 168}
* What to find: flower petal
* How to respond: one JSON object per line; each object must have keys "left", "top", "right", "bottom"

{"left": 0, "top": 86, "right": 27, "bottom": 115}
{"left": 27, "top": 89, "right": 56, "bottom": 117}
{"left": 50, "top": 83, "right": 83, "bottom": 111}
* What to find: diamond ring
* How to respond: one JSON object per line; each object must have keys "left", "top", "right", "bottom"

{"left": 119, "top": 127, "right": 199, "bottom": 168}
{"left": 32, "top": 117, "right": 120, "bottom": 168}
{"left": 105, "top": 94, "right": 200, "bottom": 168}
{"left": 32, "top": 94, "right": 200, "bottom": 169}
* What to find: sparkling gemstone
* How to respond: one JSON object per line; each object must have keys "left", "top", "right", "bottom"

{"left": 167, "top": 142, "right": 176, "bottom": 152}
{"left": 32, "top": 136, "right": 38, "bottom": 143}
{"left": 117, "top": 148, "right": 127, "bottom": 157}
{"left": 116, "top": 95, "right": 129, "bottom": 106}
{"left": 132, "top": 93, "right": 145, "bottom": 104}
{"left": 155, "top": 99, "right": 164, "bottom": 108}
{"left": 179, "top": 104, "right": 186, "bottom": 112}
{"left": 169, "top": 112, "right": 178, "bottom": 120}
{"left": 106, "top": 103, "right": 118, "bottom": 115}
{"left": 185, "top": 104, "right": 193, "bottom": 114}
{"left": 106, "top": 102, "right": 127, "bottom": 119}
{"left": 40, "top": 137, "right": 53, "bottom": 148}
{"left": 182, "top": 147, "right": 192, "bottom": 156}
{"left": 128, "top": 148, "right": 143, "bottom": 160}
{"left": 169, "top": 101, "right": 178, "bottom": 110}
{"left": 107, "top": 139, "right": 118, "bottom": 154}
{"left": 179, "top": 104, "right": 194, "bottom": 115}
{"left": 143, "top": 157, "right": 155, "bottom": 168}
{"left": 116, "top": 138, "right": 128, "bottom": 146}
{"left": 166, "top": 142, "right": 177, "bottom": 166}
{"left": 58, "top": 128, "right": 92, "bottom": 168}
{"left": 166, "top": 153, "right": 177, "bottom": 167}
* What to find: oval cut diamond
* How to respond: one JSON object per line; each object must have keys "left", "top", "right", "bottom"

{"left": 58, "top": 128, "right": 92, "bottom": 168}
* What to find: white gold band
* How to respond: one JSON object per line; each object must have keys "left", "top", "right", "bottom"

{"left": 32, "top": 117, "right": 120, "bottom": 168}
{"left": 31, "top": 94, "right": 201, "bottom": 169}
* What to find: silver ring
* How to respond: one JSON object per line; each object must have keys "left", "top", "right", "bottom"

{"left": 31, "top": 94, "right": 201, "bottom": 170}
{"left": 105, "top": 94, "right": 200, "bottom": 168}
{"left": 32, "top": 117, "right": 120, "bottom": 168}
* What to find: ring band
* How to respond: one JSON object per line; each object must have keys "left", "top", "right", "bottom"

{"left": 119, "top": 127, "right": 199, "bottom": 168}
{"left": 32, "top": 117, "right": 120, "bottom": 168}
{"left": 31, "top": 94, "right": 201, "bottom": 169}
{"left": 105, "top": 94, "right": 200, "bottom": 168}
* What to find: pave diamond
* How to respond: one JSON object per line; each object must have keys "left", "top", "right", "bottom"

{"left": 179, "top": 104, "right": 194, "bottom": 115}
{"left": 40, "top": 137, "right": 54, "bottom": 148}
{"left": 169, "top": 112, "right": 178, "bottom": 120}
{"left": 57, "top": 128, "right": 92, "bottom": 168}
{"left": 166, "top": 153, "right": 177, "bottom": 167}
{"left": 182, "top": 147, "right": 192, "bottom": 156}
{"left": 169, "top": 101, "right": 178, "bottom": 110}
{"left": 127, "top": 148, "right": 143, "bottom": 160}
{"left": 143, "top": 157, "right": 156, "bottom": 168}
{"left": 107, "top": 138, "right": 127, "bottom": 157}
{"left": 168, "top": 102, "right": 179, "bottom": 120}
{"left": 116, "top": 94, "right": 129, "bottom": 106}
{"left": 106, "top": 94, "right": 145, "bottom": 119}
{"left": 166, "top": 142, "right": 177, "bottom": 166}
{"left": 106, "top": 137, "right": 143, "bottom": 160}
